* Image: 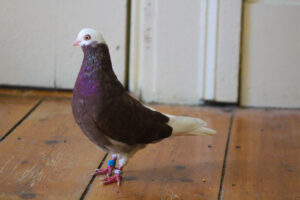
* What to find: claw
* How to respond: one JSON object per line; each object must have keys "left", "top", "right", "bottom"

{"left": 92, "top": 165, "right": 114, "bottom": 176}
{"left": 102, "top": 174, "right": 122, "bottom": 185}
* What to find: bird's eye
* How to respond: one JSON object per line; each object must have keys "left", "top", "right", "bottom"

{"left": 84, "top": 34, "right": 91, "bottom": 40}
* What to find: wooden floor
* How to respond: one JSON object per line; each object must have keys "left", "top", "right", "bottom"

{"left": 0, "top": 91, "right": 299, "bottom": 200}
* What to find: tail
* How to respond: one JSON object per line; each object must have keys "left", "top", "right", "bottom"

{"left": 166, "top": 115, "right": 216, "bottom": 136}
{"left": 143, "top": 104, "right": 216, "bottom": 136}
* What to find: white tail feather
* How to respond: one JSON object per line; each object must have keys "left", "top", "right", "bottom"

{"left": 167, "top": 115, "right": 216, "bottom": 136}
{"left": 144, "top": 105, "right": 216, "bottom": 136}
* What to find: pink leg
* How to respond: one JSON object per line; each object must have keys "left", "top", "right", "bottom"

{"left": 102, "top": 166, "right": 123, "bottom": 185}
{"left": 92, "top": 156, "right": 117, "bottom": 177}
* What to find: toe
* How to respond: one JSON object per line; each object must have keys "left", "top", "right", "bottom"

{"left": 102, "top": 177, "right": 117, "bottom": 185}
{"left": 92, "top": 168, "right": 107, "bottom": 176}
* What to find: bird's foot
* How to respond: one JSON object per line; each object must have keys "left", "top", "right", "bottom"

{"left": 92, "top": 159, "right": 116, "bottom": 177}
{"left": 101, "top": 169, "right": 122, "bottom": 185}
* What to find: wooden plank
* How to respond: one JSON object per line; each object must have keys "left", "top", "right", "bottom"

{"left": 222, "top": 109, "right": 300, "bottom": 200}
{"left": 85, "top": 106, "right": 232, "bottom": 200}
{"left": 0, "top": 88, "right": 73, "bottom": 99}
{"left": 0, "top": 98, "right": 106, "bottom": 199}
{"left": 0, "top": 95, "right": 41, "bottom": 138}
{"left": 0, "top": 88, "right": 140, "bottom": 100}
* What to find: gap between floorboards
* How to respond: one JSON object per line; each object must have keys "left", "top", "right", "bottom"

{"left": 217, "top": 111, "right": 235, "bottom": 200}
{"left": 79, "top": 153, "right": 109, "bottom": 200}
{"left": 0, "top": 98, "right": 44, "bottom": 143}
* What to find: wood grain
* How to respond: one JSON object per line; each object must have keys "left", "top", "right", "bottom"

{"left": 0, "top": 98, "right": 106, "bottom": 200}
{"left": 84, "top": 105, "right": 232, "bottom": 200}
{"left": 0, "top": 88, "right": 138, "bottom": 99}
{"left": 0, "top": 88, "right": 73, "bottom": 99}
{"left": 0, "top": 95, "right": 41, "bottom": 138}
{"left": 222, "top": 109, "right": 300, "bottom": 200}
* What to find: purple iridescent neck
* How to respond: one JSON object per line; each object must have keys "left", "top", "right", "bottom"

{"left": 74, "top": 43, "right": 123, "bottom": 96}
{"left": 82, "top": 43, "right": 112, "bottom": 69}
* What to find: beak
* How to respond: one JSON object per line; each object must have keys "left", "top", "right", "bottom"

{"left": 72, "top": 40, "right": 81, "bottom": 46}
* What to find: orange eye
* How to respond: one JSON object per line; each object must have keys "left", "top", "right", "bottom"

{"left": 84, "top": 34, "right": 91, "bottom": 40}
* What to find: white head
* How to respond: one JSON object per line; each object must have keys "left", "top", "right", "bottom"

{"left": 72, "top": 28, "right": 105, "bottom": 47}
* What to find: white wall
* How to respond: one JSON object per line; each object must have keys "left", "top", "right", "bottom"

{"left": 129, "top": 0, "right": 241, "bottom": 104}
{"left": 241, "top": 0, "right": 300, "bottom": 108}
{"left": 130, "top": 0, "right": 204, "bottom": 104}
{"left": 0, "top": 0, "right": 244, "bottom": 105}
{"left": 0, "top": 0, "right": 126, "bottom": 88}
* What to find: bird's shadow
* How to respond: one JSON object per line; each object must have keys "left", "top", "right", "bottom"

{"left": 121, "top": 161, "right": 217, "bottom": 184}
{"left": 102, "top": 163, "right": 218, "bottom": 200}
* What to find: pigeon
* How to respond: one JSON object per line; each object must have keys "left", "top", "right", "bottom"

{"left": 71, "top": 28, "right": 216, "bottom": 185}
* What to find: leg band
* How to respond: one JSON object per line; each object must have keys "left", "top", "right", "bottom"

{"left": 108, "top": 160, "right": 116, "bottom": 166}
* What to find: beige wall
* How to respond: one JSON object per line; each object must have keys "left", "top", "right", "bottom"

{"left": 241, "top": 0, "right": 300, "bottom": 108}
{"left": 0, "top": 0, "right": 126, "bottom": 88}
{"left": 3, "top": 1, "right": 299, "bottom": 108}
{"left": 0, "top": 0, "right": 242, "bottom": 105}
{"left": 129, "top": 0, "right": 241, "bottom": 104}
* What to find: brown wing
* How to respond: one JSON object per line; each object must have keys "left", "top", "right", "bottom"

{"left": 93, "top": 93, "right": 173, "bottom": 145}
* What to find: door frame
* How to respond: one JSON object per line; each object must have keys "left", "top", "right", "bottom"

{"left": 129, "top": 0, "right": 242, "bottom": 103}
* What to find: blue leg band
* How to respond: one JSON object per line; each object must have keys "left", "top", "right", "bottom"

{"left": 108, "top": 160, "right": 116, "bottom": 166}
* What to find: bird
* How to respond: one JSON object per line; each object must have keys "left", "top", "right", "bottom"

{"left": 71, "top": 28, "right": 216, "bottom": 185}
